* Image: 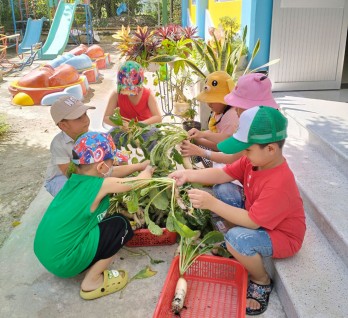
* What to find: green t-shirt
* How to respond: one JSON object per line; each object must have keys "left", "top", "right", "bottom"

{"left": 34, "top": 174, "right": 109, "bottom": 278}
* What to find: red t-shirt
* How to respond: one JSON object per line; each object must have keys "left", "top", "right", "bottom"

{"left": 118, "top": 88, "right": 152, "bottom": 121}
{"left": 223, "top": 156, "right": 306, "bottom": 258}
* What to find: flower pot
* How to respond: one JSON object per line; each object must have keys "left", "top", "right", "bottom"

{"left": 173, "top": 101, "right": 190, "bottom": 116}
{"left": 183, "top": 120, "right": 201, "bottom": 131}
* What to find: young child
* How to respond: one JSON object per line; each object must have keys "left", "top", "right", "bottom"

{"left": 180, "top": 71, "right": 238, "bottom": 167}
{"left": 44, "top": 95, "right": 95, "bottom": 197}
{"left": 169, "top": 106, "right": 306, "bottom": 315}
{"left": 103, "top": 60, "right": 162, "bottom": 130}
{"left": 181, "top": 73, "right": 279, "bottom": 166}
{"left": 34, "top": 132, "right": 154, "bottom": 300}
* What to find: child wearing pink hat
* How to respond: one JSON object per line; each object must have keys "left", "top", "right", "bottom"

{"left": 224, "top": 72, "right": 279, "bottom": 114}
{"left": 182, "top": 73, "right": 279, "bottom": 166}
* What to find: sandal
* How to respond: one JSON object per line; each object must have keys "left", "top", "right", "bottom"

{"left": 211, "top": 242, "right": 234, "bottom": 258}
{"left": 80, "top": 269, "right": 128, "bottom": 300}
{"left": 246, "top": 279, "right": 273, "bottom": 316}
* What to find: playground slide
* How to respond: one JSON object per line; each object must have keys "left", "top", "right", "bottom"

{"left": 18, "top": 18, "right": 45, "bottom": 54}
{"left": 39, "top": 1, "right": 78, "bottom": 60}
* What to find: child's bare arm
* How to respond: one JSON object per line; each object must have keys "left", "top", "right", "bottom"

{"left": 169, "top": 167, "right": 233, "bottom": 186}
{"left": 90, "top": 166, "right": 155, "bottom": 213}
{"left": 188, "top": 188, "right": 259, "bottom": 229}
{"left": 58, "top": 163, "right": 70, "bottom": 176}
{"left": 139, "top": 92, "right": 162, "bottom": 124}
{"left": 201, "top": 130, "right": 232, "bottom": 144}
{"left": 180, "top": 141, "right": 243, "bottom": 164}
{"left": 103, "top": 90, "right": 119, "bottom": 126}
{"left": 102, "top": 165, "right": 155, "bottom": 194}
{"left": 111, "top": 160, "right": 150, "bottom": 178}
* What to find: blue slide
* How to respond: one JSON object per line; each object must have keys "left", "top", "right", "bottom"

{"left": 39, "top": 1, "right": 78, "bottom": 60}
{"left": 18, "top": 18, "right": 45, "bottom": 54}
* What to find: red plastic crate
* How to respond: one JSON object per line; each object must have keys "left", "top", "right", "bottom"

{"left": 125, "top": 228, "right": 177, "bottom": 247}
{"left": 153, "top": 254, "right": 248, "bottom": 318}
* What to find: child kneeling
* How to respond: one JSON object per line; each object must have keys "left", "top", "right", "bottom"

{"left": 34, "top": 132, "right": 154, "bottom": 300}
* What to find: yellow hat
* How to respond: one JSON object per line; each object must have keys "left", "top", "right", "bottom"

{"left": 196, "top": 71, "right": 235, "bottom": 104}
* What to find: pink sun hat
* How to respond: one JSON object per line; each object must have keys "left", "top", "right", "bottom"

{"left": 224, "top": 73, "right": 279, "bottom": 110}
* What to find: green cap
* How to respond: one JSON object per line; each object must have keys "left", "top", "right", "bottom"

{"left": 217, "top": 106, "right": 288, "bottom": 154}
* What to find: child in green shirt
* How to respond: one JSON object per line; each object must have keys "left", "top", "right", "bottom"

{"left": 34, "top": 132, "right": 154, "bottom": 300}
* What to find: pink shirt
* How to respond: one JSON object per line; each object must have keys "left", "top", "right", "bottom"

{"left": 214, "top": 107, "right": 239, "bottom": 135}
{"left": 223, "top": 157, "right": 306, "bottom": 258}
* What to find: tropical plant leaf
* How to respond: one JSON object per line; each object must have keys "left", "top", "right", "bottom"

{"left": 250, "top": 58, "right": 280, "bottom": 73}
{"left": 244, "top": 39, "right": 261, "bottom": 75}
{"left": 205, "top": 44, "right": 218, "bottom": 71}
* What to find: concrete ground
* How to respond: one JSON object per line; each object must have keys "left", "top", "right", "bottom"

{"left": 0, "top": 45, "right": 292, "bottom": 318}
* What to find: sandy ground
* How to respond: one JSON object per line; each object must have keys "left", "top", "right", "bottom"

{"left": 0, "top": 81, "right": 58, "bottom": 247}
{"left": 0, "top": 44, "right": 115, "bottom": 247}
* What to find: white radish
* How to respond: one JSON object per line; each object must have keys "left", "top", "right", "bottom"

{"left": 172, "top": 276, "right": 187, "bottom": 314}
{"left": 182, "top": 156, "right": 193, "bottom": 169}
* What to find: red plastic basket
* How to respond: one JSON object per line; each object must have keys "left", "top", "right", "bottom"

{"left": 125, "top": 228, "right": 177, "bottom": 247}
{"left": 153, "top": 254, "right": 248, "bottom": 318}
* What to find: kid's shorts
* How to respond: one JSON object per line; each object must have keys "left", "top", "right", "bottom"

{"left": 83, "top": 214, "right": 134, "bottom": 271}
{"left": 213, "top": 182, "right": 273, "bottom": 257}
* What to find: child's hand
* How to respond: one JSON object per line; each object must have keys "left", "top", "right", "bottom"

{"left": 180, "top": 140, "right": 204, "bottom": 157}
{"left": 188, "top": 188, "right": 214, "bottom": 210}
{"left": 122, "top": 120, "right": 129, "bottom": 132}
{"left": 138, "top": 164, "right": 155, "bottom": 179}
{"left": 188, "top": 128, "right": 203, "bottom": 140}
{"left": 168, "top": 170, "right": 187, "bottom": 186}
{"left": 138, "top": 160, "right": 151, "bottom": 171}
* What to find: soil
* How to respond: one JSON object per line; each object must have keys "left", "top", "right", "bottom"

{"left": 0, "top": 96, "right": 57, "bottom": 247}
{"left": 0, "top": 44, "right": 115, "bottom": 247}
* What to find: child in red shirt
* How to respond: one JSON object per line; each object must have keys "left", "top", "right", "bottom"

{"left": 104, "top": 60, "right": 161, "bottom": 125}
{"left": 169, "top": 106, "right": 306, "bottom": 316}
{"left": 103, "top": 61, "right": 162, "bottom": 150}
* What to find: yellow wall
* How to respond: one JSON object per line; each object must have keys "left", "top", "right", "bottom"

{"left": 208, "top": 0, "right": 242, "bottom": 27}
{"left": 188, "top": 0, "right": 196, "bottom": 25}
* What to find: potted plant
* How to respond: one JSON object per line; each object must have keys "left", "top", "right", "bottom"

{"left": 112, "top": 25, "right": 161, "bottom": 69}
{"left": 181, "top": 98, "right": 201, "bottom": 131}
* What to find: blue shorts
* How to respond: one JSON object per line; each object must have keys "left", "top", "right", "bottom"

{"left": 213, "top": 182, "right": 273, "bottom": 257}
{"left": 44, "top": 175, "right": 67, "bottom": 197}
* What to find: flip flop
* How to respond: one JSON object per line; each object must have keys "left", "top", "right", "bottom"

{"left": 246, "top": 279, "right": 273, "bottom": 316}
{"left": 80, "top": 269, "right": 128, "bottom": 300}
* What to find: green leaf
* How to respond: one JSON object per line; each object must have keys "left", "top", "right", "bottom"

{"left": 126, "top": 191, "right": 139, "bottom": 213}
{"left": 166, "top": 214, "right": 176, "bottom": 232}
{"left": 171, "top": 147, "right": 183, "bottom": 165}
{"left": 201, "top": 231, "right": 224, "bottom": 245}
{"left": 130, "top": 266, "right": 157, "bottom": 281}
{"left": 109, "top": 108, "right": 123, "bottom": 126}
{"left": 149, "top": 188, "right": 169, "bottom": 211}
{"left": 131, "top": 157, "right": 139, "bottom": 164}
{"left": 206, "top": 44, "right": 218, "bottom": 71}
{"left": 147, "top": 54, "right": 176, "bottom": 63}
{"left": 173, "top": 217, "right": 199, "bottom": 238}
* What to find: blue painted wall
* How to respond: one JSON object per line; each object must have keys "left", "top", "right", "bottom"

{"left": 181, "top": 0, "right": 189, "bottom": 27}
{"left": 196, "top": 0, "right": 208, "bottom": 38}
{"left": 242, "top": 0, "right": 273, "bottom": 70}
